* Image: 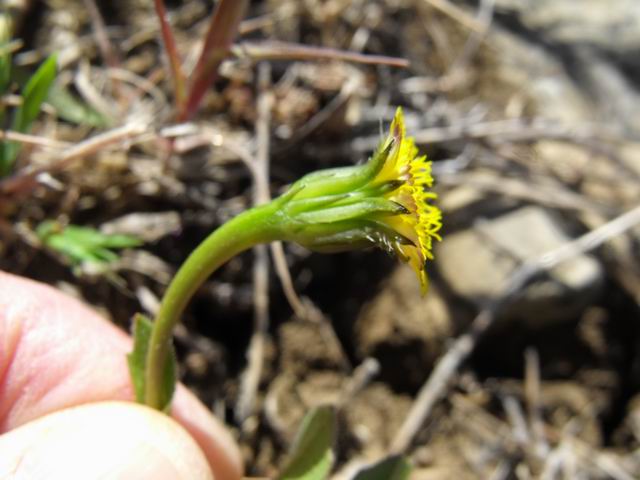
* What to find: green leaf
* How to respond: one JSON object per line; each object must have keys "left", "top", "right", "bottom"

{"left": 62, "top": 225, "right": 143, "bottom": 249}
{"left": 36, "top": 221, "right": 143, "bottom": 267}
{"left": 352, "top": 456, "right": 412, "bottom": 480}
{"left": 277, "top": 406, "right": 335, "bottom": 480}
{"left": 13, "top": 54, "right": 57, "bottom": 133}
{"left": 45, "top": 234, "right": 108, "bottom": 265}
{"left": 47, "top": 83, "right": 110, "bottom": 127}
{"left": 127, "top": 314, "right": 154, "bottom": 403}
{"left": 0, "top": 54, "right": 57, "bottom": 176}
{"left": 127, "top": 314, "right": 177, "bottom": 411}
{"left": 0, "top": 13, "right": 12, "bottom": 94}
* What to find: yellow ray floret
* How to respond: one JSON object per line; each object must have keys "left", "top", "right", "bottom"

{"left": 377, "top": 107, "right": 442, "bottom": 293}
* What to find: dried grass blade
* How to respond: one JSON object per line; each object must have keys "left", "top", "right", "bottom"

{"left": 233, "top": 41, "right": 409, "bottom": 68}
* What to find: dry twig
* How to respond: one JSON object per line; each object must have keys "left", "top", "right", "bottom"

{"left": 235, "top": 63, "right": 274, "bottom": 427}
{"left": 390, "top": 202, "right": 640, "bottom": 453}
{"left": 353, "top": 118, "right": 625, "bottom": 152}
{"left": 81, "top": 0, "right": 120, "bottom": 69}
{"left": 524, "top": 348, "right": 549, "bottom": 457}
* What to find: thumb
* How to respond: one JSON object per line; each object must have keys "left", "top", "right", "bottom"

{"left": 0, "top": 401, "right": 214, "bottom": 480}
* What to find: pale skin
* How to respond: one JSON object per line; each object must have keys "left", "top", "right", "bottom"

{"left": 0, "top": 271, "right": 243, "bottom": 480}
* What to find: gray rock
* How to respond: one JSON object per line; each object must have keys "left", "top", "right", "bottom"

{"left": 436, "top": 206, "right": 604, "bottom": 325}
{"left": 487, "top": 27, "right": 597, "bottom": 125}
{"left": 489, "top": 1, "right": 640, "bottom": 136}
{"left": 494, "top": 0, "right": 640, "bottom": 55}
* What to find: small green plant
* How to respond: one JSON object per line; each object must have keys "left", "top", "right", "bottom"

{"left": 127, "top": 108, "right": 441, "bottom": 412}
{"left": 36, "top": 220, "right": 143, "bottom": 272}
{"left": 278, "top": 406, "right": 335, "bottom": 480}
{"left": 276, "top": 406, "right": 413, "bottom": 480}
{"left": 0, "top": 13, "right": 57, "bottom": 177}
{"left": 352, "top": 456, "right": 412, "bottom": 480}
{"left": 0, "top": 13, "right": 106, "bottom": 178}
{"left": 119, "top": 105, "right": 437, "bottom": 477}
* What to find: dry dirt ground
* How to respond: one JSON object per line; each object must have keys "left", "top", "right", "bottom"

{"left": 2, "top": 0, "right": 640, "bottom": 478}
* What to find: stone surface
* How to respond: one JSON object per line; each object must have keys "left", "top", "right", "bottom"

{"left": 491, "top": 0, "right": 640, "bottom": 135}
{"left": 486, "top": 27, "right": 597, "bottom": 125}
{"left": 436, "top": 206, "right": 604, "bottom": 325}
{"left": 495, "top": 0, "right": 640, "bottom": 55}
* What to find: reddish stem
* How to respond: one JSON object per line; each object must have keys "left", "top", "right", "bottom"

{"left": 179, "top": 0, "right": 249, "bottom": 121}
{"left": 153, "top": 0, "right": 187, "bottom": 111}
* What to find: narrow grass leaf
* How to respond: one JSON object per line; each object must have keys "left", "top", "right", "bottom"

{"left": 36, "top": 221, "right": 142, "bottom": 266}
{"left": 128, "top": 313, "right": 177, "bottom": 410}
{"left": 0, "top": 13, "right": 12, "bottom": 94}
{"left": 12, "top": 54, "right": 57, "bottom": 133}
{"left": 0, "top": 54, "right": 57, "bottom": 176}
{"left": 277, "top": 406, "right": 335, "bottom": 480}
{"left": 181, "top": 0, "right": 249, "bottom": 120}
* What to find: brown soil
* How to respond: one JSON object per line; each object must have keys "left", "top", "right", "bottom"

{"left": 3, "top": 0, "right": 640, "bottom": 478}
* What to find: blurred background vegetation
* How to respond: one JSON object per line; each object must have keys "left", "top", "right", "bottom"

{"left": 1, "top": 0, "right": 640, "bottom": 477}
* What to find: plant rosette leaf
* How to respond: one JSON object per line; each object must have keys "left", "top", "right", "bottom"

{"left": 277, "top": 406, "right": 336, "bottom": 480}
{"left": 47, "top": 83, "right": 110, "bottom": 127}
{"left": 36, "top": 221, "right": 143, "bottom": 267}
{"left": 352, "top": 455, "right": 412, "bottom": 480}
{"left": 138, "top": 107, "right": 442, "bottom": 412}
{"left": 127, "top": 314, "right": 177, "bottom": 411}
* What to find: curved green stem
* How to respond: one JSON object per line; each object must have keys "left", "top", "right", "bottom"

{"left": 144, "top": 201, "right": 283, "bottom": 409}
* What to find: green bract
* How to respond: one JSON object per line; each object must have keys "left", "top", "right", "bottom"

{"left": 275, "top": 108, "right": 442, "bottom": 293}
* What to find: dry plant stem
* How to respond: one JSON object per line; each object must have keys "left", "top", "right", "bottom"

{"left": 232, "top": 41, "right": 409, "bottom": 68}
{"left": 75, "top": 64, "right": 118, "bottom": 120}
{"left": 82, "top": 0, "right": 120, "bottom": 69}
{"left": 56, "top": 123, "right": 146, "bottom": 167}
{"left": 390, "top": 202, "right": 640, "bottom": 453}
{"left": 525, "top": 348, "right": 549, "bottom": 456}
{"left": 0, "top": 124, "right": 145, "bottom": 196}
{"left": 144, "top": 203, "right": 282, "bottom": 409}
{"left": 236, "top": 63, "right": 272, "bottom": 425}
{"left": 447, "top": 0, "right": 494, "bottom": 73}
{"left": 270, "top": 240, "right": 307, "bottom": 318}
{"left": 502, "top": 395, "right": 530, "bottom": 446}
{"left": 0, "top": 130, "right": 69, "bottom": 149}
{"left": 353, "top": 118, "right": 625, "bottom": 152}
{"left": 437, "top": 171, "right": 606, "bottom": 215}
{"left": 153, "top": 0, "right": 187, "bottom": 109}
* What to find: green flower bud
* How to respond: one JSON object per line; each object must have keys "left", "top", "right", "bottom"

{"left": 277, "top": 107, "right": 442, "bottom": 294}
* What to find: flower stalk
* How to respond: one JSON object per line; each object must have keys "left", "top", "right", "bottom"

{"left": 143, "top": 200, "right": 285, "bottom": 409}
{"left": 138, "top": 108, "right": 442, "bottom": 410}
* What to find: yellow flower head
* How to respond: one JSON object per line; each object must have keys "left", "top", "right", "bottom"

{"left": 373, "top": 108, "right": 442, "bottom": 293}
{"left": 281, "top": 107, "right": 442, "bottom": 294}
